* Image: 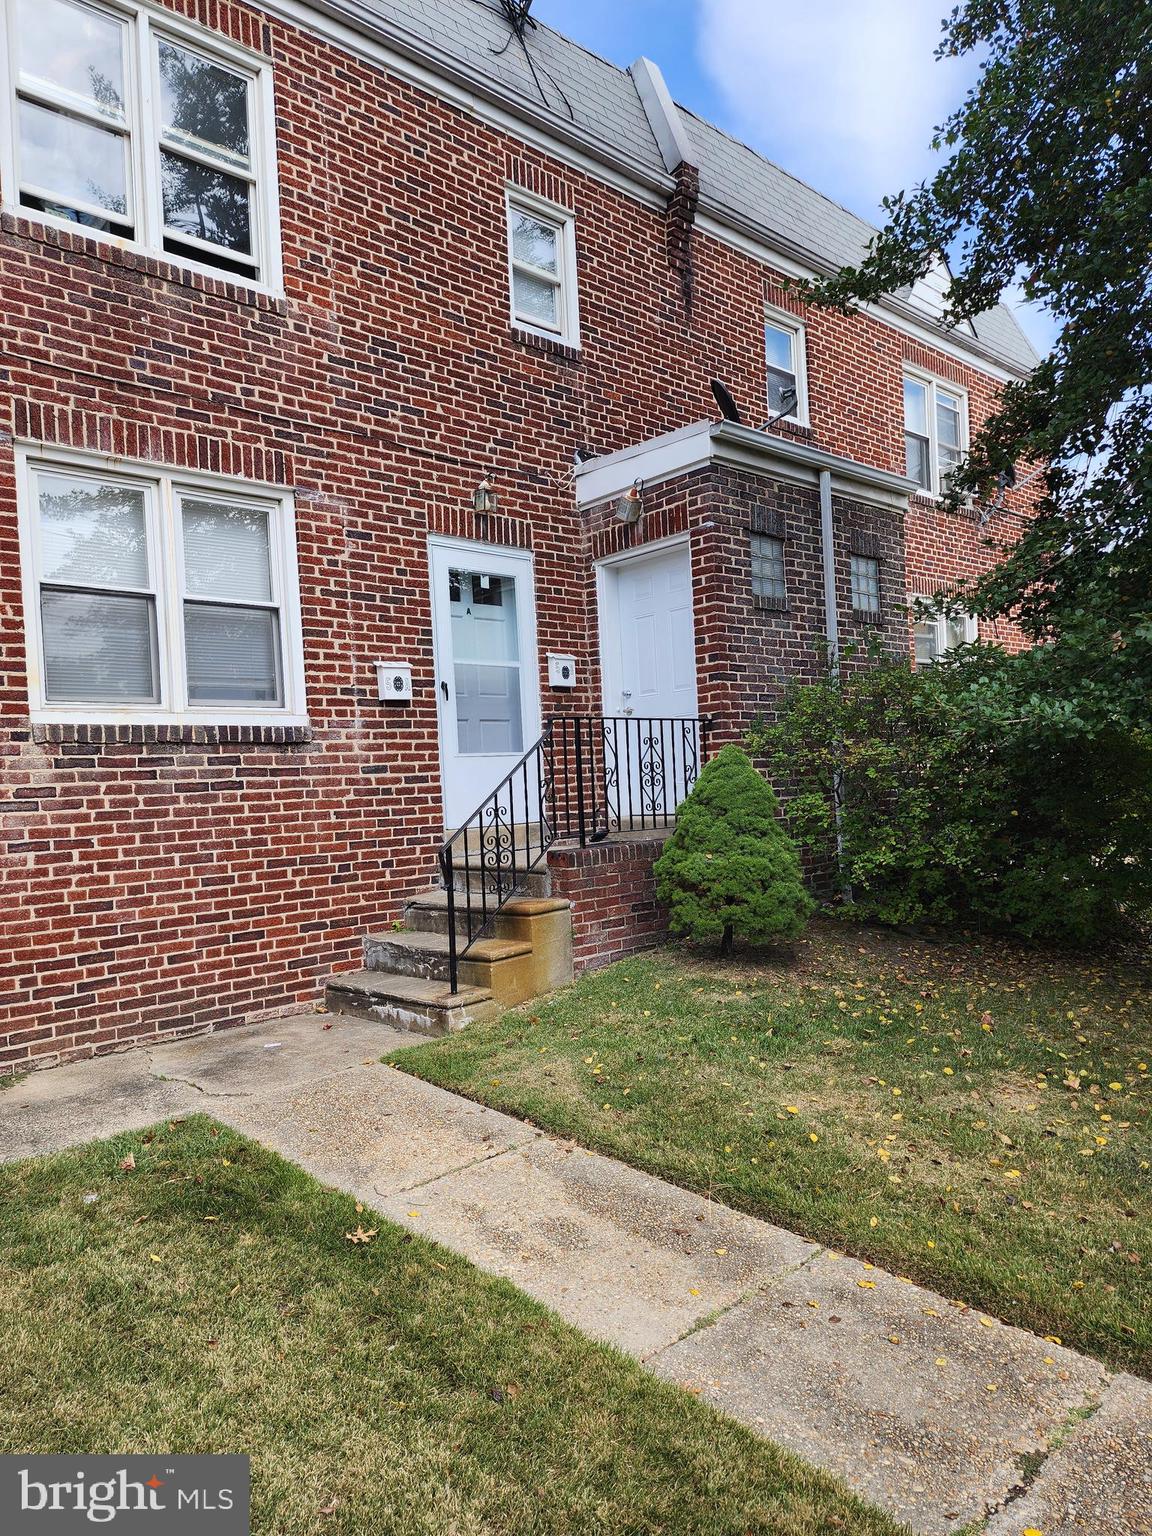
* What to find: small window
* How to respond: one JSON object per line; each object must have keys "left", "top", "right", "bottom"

{"left": 3, "top": 0, "right": 279, "bottom": 285}
{"left": 19, "top": 453, "right": 305, "bottom": 723}
{"left": 764, "top": 313, "right": 806, "bottom": 422}
{"left": 750, "top": 533, "right": 787, "bottom": 606}
{"left": 904, "top": 372, "right": 968, "bottom": 494}
{"left": 912, "top": 602, "right": 977, "bottom": 664}
{"left": 850, "top": 554, "right": 882, "bottom": 617}
{"left": 507, "top": 190, "right": 579, "bottom": 347}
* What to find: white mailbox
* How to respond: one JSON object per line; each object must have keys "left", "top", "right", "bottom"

{"left": 548, "top": 653, "right": 577, "bottom": 689}
{"left": 376, "top": 662, "right": 413, "bottom": 702}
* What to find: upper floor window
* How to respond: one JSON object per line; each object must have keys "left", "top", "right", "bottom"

{"left": 764, "top": 311, "right": 807, "bottom": 423}
{"left": 17, "top": 449, "right": 306, "bottom": 723}
{"left": 904, "top": 372, "right": 967, "bottom": 495}
{"left": 1, "top": 0, "right": 280, "bottom": 287}
{"left": 506, "top": 188, "right": 580, "bottom": 347}
{"left": 912, "top": 602, "right": 978, "bottom": 664}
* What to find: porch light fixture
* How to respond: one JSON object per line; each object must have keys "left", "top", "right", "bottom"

{"left": 616, "top": 480, "right": 645, "bottom": 526}
{"left": 472, "top": 479, "right": 498, "bottom": 515}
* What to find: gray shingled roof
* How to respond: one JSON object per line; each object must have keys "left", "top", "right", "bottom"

{"left": 346, "top": 0, "right": 1039, "bottom": 373}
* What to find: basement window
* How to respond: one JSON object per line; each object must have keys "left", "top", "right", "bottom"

{"left": 1, "top": 0, "right": 281, "bottom": 288}
{"left": 17, "top": 448, "right": 307, "bottom": 724}
{"left": 506, "top": 188, "right": 580, "bottom": 347}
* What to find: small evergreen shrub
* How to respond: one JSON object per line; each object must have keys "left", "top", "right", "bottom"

{"left": 654, "top": 745, "right": 814, "bottom": 954}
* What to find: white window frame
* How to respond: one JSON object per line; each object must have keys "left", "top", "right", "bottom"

{"left": 910, "top": 599, "right": 978, "bottom": 664}
{"left": 0, "top": 0, "right": 283, "bottom": 293}
{"left": 505, "top": 186, "right": 580, "bottom": 348}
{"left": 15, "top": 443, "right": 307, "bottom": 725}
{"left": 903, "top": 368, "right": 969, "bottom": 497}
{"left": 764, "top": 306, "right": 808, "bottom": 426}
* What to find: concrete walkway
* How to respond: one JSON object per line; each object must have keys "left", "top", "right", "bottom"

{"left": 2, "top": 1013, "right": 1149, "bottom": 1536}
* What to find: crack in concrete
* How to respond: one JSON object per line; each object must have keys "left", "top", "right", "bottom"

{"left": 141, "top": 1053, "right": 253, "bottom": 1100}
{"left": 644, "top": 1247, "right": 829, "bottom": 1362}
{"left": 972, "top": 1385, "right": 1109, "bottom": 1533}
{"left": 376, "top": 1134, "right": 542, "bottom": 1199}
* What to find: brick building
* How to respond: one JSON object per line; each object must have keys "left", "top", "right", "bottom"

{"left": 0, "top": 0, "right": 1039, "bottom": 1066}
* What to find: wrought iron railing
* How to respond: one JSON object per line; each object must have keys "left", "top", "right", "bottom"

{"left": 439, "top": 715, "right": 712, "bottom": 993}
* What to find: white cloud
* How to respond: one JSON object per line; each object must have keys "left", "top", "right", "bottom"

{"left": 695, "top": 0, "right": 977, "bottom": 220}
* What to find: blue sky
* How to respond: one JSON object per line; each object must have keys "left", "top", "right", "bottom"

{"left": 533, "top": 1, "right": 1056, "bottom": 355}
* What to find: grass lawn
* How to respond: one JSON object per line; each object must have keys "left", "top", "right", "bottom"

{"left": 390, "top": 920, "right": 1152, "bottom": 1377}
{"left": 0, "top": 1116, "right": 902, "bottom": 1536}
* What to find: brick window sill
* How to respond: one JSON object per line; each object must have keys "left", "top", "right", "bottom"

{"left": 1, "top": 211, "right": 288, "bottom": 315}
{"left": 510, "top": 326, "right": 582, "bottom": 362}
{"left": 909, "top": 491, "right": 981, "bottom": 522}
{"left": 28, "top": 722, "right": 313, "bottom": 749}
{"left": 851, "top": 610, "right": 885, "bottom": 624}
{"left": 754, "top": 597, "right": 791, "bottom": 614}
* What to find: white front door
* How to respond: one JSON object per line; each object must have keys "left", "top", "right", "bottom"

{"left": 598, "top": 540, "right": 700, "bottom": 825}
{"left": 429, "top": 538, "right": 540, "bottom": 829}
{"left": 601, "top": 540, "right": 698, "bottom": 719}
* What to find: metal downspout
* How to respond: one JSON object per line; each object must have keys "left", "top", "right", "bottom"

{"left": 819, "top": 469, "right": 852, "bottom": 902}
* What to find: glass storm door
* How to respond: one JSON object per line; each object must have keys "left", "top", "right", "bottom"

{"left": 429, "top": 538, "right": 540, "bottom": 829}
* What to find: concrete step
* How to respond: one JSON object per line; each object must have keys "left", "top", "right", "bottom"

{"left": 324, "top": 970, "right": 498, "bottom": 1037}
{"left": 446, "top": 863, "right": 552, "bottom": 899}
{"left": 364, "top": 929, "right": 532, "bottom": 986}
{"left": 405, "top": 888, "right": 571, "bottom": 941}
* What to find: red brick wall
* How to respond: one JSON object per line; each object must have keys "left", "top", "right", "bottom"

{"left": 0, "top": 0, "right": 1034, "bottom": 1067}
{"left": 548, "top": 837, "right": 670, "bottom": 971}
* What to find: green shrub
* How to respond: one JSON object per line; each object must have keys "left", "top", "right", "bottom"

{"left": 747, "top": 647, "right": 1152, "bottom": 945}
{"left": 654, "top": 745, "right": 814, "bottom": 953}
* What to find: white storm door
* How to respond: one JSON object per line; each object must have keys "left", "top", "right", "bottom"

{"left": 599, "top": 539, "right": 699, "bottom": 825}
{"left": 429, "top": 538, "right": 541, "bottom": 829}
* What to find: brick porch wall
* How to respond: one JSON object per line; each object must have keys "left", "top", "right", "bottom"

{"left": 548, "top": 837, "right": 671, "bottom": 972}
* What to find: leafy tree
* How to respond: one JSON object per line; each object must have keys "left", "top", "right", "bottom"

{"left": 809, "top": 0, "right": 1152, "bottom": 730}
{"left": 749, "top": 652, "right": 1152, "bottom": 944}
{"left": 654, "top": 746, "right": 813, "bottom": 954}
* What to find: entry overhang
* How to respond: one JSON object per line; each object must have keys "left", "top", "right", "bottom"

{"left": 574, "top": 420, "right": 920, "bottom": 511}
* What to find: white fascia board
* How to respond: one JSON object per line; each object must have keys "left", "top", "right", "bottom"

{"left": 575, "top": 422, "right": 717, "bottom": 506}
{"left": 630, "top": 57, "right": 694, "bottom": 173}
{"left": 574, "top": 420, "right": 917, "bottom": 510}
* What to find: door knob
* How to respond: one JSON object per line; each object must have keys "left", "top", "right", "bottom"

{"left": 440, "top": 681, "right": 449, "bottom": 702}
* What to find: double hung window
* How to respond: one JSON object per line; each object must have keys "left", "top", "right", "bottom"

{"left": 3, "top": 0, "right": 279, "bottom": 284}
{"left": 20, "top": 452, "right": 305, "bottom": 723}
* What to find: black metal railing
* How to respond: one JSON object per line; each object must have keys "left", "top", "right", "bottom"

{"left": 439, "top": 715, "right": 712, "bottom": 992}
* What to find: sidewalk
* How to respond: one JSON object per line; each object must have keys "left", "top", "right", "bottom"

{"left": 2, "top": 1013, "right": 1149, "bottom": 1536}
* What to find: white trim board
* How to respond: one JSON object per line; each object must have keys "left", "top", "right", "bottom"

{"left": 575, "top": 420, "right": 918, "bottom": 511}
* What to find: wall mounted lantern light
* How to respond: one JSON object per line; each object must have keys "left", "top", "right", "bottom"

{"left": 616, "top": 479, "right": 645, "bottom": 526}
{"left": 472, "top": 479, "right": 498, "bottom": 515}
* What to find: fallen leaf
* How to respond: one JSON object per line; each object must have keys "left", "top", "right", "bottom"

{"left": 120, "top": 1153, "right": 136, "bottom": 1172}
{"left": 345, "top": 1226, "right": 378, "bottom": 1245}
